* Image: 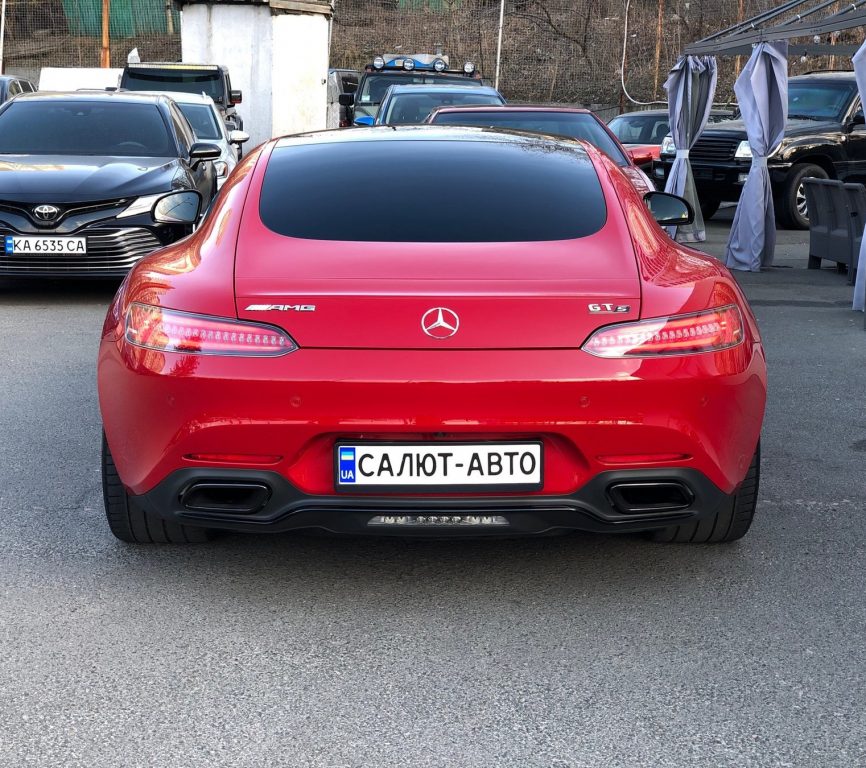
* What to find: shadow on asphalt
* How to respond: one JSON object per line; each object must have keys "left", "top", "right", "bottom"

{"left": 0, "top": 277, "right": 121, "bottom": 304}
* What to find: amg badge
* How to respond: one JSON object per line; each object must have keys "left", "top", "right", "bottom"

{"left": 245, "top": 304, "right": 316, "bottom": 312}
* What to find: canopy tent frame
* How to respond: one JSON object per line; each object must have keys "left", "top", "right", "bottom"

{"left": 685, "top": 0, "right": 866, "bottom": 57}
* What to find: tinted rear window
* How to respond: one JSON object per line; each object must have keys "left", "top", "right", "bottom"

{"left": 0, "top": 100, "right": 174, "bottom": 156}
{"left": 383, "top": 91, "right": 504, "bottom": 125}
{"left": 431, "top": 111, "right": 628, "bottom": 165}
{"left": 259, "top": 139, "right": 606, "bottom": 242}
{"left": 123, "top": 70, "right": 224, "bottom": 103}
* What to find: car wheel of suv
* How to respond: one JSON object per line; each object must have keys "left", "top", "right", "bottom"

{"left": 650, "top": 442, "right": 760, "bottom": 544}
{"left": 778, "top": 163, "right": 828, "bottom": 229}
{"left": 102, "top": 433, "right": 210, "bottom": 544}
{"left": 700, "top": 197, "right": 721, "bottom": 221}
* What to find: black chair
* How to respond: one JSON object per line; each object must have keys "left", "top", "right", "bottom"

{"left": 825, "top": 181, "right": 854, "bottom": 274}
{"left": 804, "top": 178, "right": 831, "bottom": 270}
{"left": 843, "top": 182, "right": 866, "bottom": 286}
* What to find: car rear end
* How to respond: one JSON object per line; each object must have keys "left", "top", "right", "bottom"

{"left": 99, "top": 131, "right": 765, "bottom": 537}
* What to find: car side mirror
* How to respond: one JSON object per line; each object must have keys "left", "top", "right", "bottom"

{"left": 644, "top": 191, "right": 694, "bottom": 226}
{"left": 849, "top": 110, "right": 865, "bottom": 130}
{"left": 338, "top": 93, "right": 354, "bottom": 107}
{"left": 189, "top": 142, "right": 222, "bottom": 168}
{"left": 627, "top": 147, "right": 654, "bottom": 166}
{"left": 229, "top": 130, "right": 250, "bottom": 145}
{"left": 353, "top": 115, "right": 375, "bottom": 127}
{"left": 152, "top": 190, "right": 202, "bottom": 224}
{"left": 229, "top": 89, "right": 242, "bottom": 105}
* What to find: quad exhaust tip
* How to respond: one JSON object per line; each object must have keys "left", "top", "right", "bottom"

{"left": 607, "top": 481, "right": 694, "bottom": 514}
{"left": 180, "top": 481, "right": 271, "bottom": 514}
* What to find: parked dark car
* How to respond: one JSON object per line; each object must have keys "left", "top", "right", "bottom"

{"left": 0, "top": 74, "right": 37, "bottom": 103}
{"left": 653, "top": 72, "right": 866, "bottom": 228}
{"left": 120, "top": 62, "right": 243, "bottom": 132}
{"left": 375, "top": 84, "right": 504, "bottom": 125}
{"left": 0, "top": 91, "right": 221, "bottom": 278}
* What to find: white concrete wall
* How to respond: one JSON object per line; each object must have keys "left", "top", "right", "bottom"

{"left": 181, "top": 4, "right": 273, "bottom": 150}
{"left": 271, "top": 13, "right": 329, "bottom": 137}
{"left": 181, "top": 4, "right": 330, "bottom": 150}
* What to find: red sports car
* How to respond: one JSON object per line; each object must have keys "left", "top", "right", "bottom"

{"left": 98, "top": 127, "right": 766, "bottom": 544}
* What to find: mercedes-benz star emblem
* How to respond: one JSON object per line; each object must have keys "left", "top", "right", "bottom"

{"left": 33, "top": 204, "right": 60, "bottom": 221}
{"left": 421, "top": 307, "right": 459, "bottom": 339}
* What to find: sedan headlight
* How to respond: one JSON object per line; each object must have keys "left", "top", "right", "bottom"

{"left": 116, "top": 193, "right": 166, "bottom": 219}
{"left": 734, "top": 140, "right": 752, "bottom": 159}
{"left": 660, "top": 135, "right": 676, "bottom": 156}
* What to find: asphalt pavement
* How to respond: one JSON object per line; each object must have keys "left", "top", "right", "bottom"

{"left": 0, "top": 211, "right": 864, "bottom": 767}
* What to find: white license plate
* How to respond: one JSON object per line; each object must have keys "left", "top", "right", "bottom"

{"left": 335, "top": 442, "right": 543, "bottom": 491}
{"left": 4, "top": 236, "right": 87, "bottom": 255}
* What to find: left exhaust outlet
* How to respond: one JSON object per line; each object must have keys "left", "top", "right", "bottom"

{"left": 179, "top": 482, "right": 271, "bottom": 514}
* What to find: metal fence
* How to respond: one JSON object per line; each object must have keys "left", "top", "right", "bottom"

{"left": 0, "top": 0, "right": 859, "bottom": 111}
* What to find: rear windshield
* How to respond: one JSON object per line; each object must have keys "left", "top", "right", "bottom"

{"left": 0, "top": 101, "right": 174, "bottom": 156}
{"left": 123, "top": 70, "right": 224, "bottom": 103}
{"left": 178, "top": 103, "right": 222, "bottom": 141}
{"left": 431, "top": 111, "right": 628, "bottom": 165}
{"left": 383, "top": 92, "right": 504, "bottom": 125}
{"left": 259, "top": 139, "right": 606, "bottom": 242}
{"left": 359, "top": 73, "right": 481, "bottom": 105}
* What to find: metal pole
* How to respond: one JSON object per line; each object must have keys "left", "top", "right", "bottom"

{"left": 101, "top": 0, "right": 111, "bottom": 68}
{"left": 0, "top": 0, "right": 7, "bottom": 75}
{"left": 494, "top": 0, "right": 505, "bottom": 91}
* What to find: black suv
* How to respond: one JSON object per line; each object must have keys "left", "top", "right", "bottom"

{"left": 0, "top": 91, "right": 221, "bottom": 278}
{"left": 120, "top": 62, "right": 244, "bottom": 132}
{"left": 653, "top": 72, "right": 866, "bottom": 228}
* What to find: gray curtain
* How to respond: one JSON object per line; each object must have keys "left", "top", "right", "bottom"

{"left": 852, "top": 42, "right": 866, "bottom": 310}
{"left": 725, "top": 41, "right": 789, "bottom": 272}
{"left": 663, "top": 55, "right": 718, "bottom": 242}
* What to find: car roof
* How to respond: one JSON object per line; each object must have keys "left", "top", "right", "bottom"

{"left": 12, "top": 90, "right": 172, "bottom": 105}
{"left": 792, "top": 70, "right": 855, "bottom": 79}
{"left": 274, "top": 125, "right": 595, "bottom": 154}
{"left": 385, "top": 84, "right": 500, "bottom": 96}
{"left": 122, "top": 89, "right": 217, "bottom": 106}
{"left": 432, "top": 105, "right": 593, "bottom": 115}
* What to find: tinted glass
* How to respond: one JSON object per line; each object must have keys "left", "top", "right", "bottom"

{"left": 178, "top": 103, "right": 222, "bottom": 140}
{"left": 608, "top": 114, "right": 670, "bottom": 144}
{"left": 359, "top": 73, "right": 481, "bottom": 104}
{"left": 431, "top": 111, "right": 628, "bottom": 165}
{"left": 788, "top": 81, "right": 856, "bottom": 120}
{"left": 123, "top": 70, "right": 224, "bottom": 103}
{"left": 383, "top": 91, "right": 504, "bottom": 125}
{"left": 0, "top": 101, "right": 174, "bottom": 156}
{"left": 260, "top": 139, "right": 606, "bottom": 242}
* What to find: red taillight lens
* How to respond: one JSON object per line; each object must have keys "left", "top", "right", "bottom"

{"left": 125, "top": 303, "right": 297, "bottom": 357}
{"left": 582, "top": 305, "right": 744, "bottom": 357}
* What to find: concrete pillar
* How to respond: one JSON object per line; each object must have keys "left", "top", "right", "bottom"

{"left": 180, "top": 0, "right": 332, "bottom": 150}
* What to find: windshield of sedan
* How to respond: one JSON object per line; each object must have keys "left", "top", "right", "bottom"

{"left": 122, "top": 70, "right": 225, "bottom": 103}
{"left": 607, "top": 113, "right": 670, "bottom": 145}
{"left": 431, "top": 110, "right": 629, "bottom": 165}
{"left": 260, "top": 139, "right": 606, "bottom": 242}
{"left": 382, "top": 92, "right": 504, "bottom": 125}
{"left": 358, "top": 73, "right": 481, "bottom": 105}
{"left": 788, "top": 81, "right": 856, "bottom": 120}
{"left": 178, "top": 103, "right": 223, "bottom": 141}
{"left": 0, "top": 101, "right": 175, "bottom": 156}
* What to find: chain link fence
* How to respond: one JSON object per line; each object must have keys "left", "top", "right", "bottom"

{"left": 0, "top": 0, "right": 859, "bottom": 112}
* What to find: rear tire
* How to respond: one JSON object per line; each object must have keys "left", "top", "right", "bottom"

{"left": 777, "top": 163, "right": 828, "bottom": 230}
{"left": 699, "top": 197, "right": 721, "bottom": 221}
{"left": 102, "top": 433, "right": 210, "bottom": 544}
{"left": 650, "top": 442, "right": 760, "bottom": 544}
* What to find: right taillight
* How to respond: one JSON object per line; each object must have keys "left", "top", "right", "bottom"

{"left": 582, "top": 305, "right": 744, "bottom": 357}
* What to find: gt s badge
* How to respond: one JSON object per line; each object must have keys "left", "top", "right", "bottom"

{"left": 588, "top": 303, "right": 630, "bottom": 314}
{"left": 245, "top": 304, "right": 316, "bottom": 312}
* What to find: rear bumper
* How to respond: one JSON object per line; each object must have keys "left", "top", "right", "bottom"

{"left": 135, "top": 465, "right": 733, "bottom": 536}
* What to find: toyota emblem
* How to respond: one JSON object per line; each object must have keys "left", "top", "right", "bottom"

{"left": 421, "top": 307, "right": 459, "bottom": 339}
{"left": 33, "top": 204, "right": 60, "bottom": 221}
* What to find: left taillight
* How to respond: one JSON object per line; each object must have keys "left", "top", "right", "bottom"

{"left": 124, "top": 303, "right": 297, "bottom": 357}
{"left": 582, "top": 305, "right": 744, "bottom": 358}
